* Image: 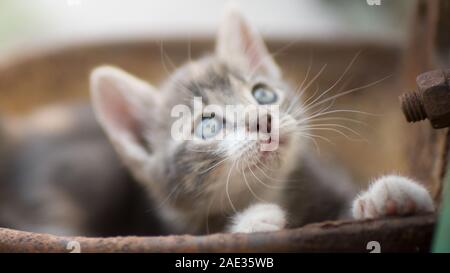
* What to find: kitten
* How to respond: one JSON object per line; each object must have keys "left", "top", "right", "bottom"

{"left": 90, "top": 7, "right": 435, "bottom": 234}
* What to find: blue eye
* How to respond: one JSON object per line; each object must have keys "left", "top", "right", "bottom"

{"left": 252, "top": 84, "right": 277, "bottom": 104}
{"left": 195, "top": 115, "right": 222, "bottom": 139}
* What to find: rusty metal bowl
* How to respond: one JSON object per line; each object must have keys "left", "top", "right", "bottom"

{"left": 0, "top": 38, "right": 440, "bottom": 252}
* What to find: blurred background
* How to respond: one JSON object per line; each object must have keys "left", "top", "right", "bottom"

{"left": 0, "top": 0, "right": 418, "bottom": 181}
{"left": 0, "top": 0, "right": 412, "bottom": 52}
{"left": 0, "top": 0, "right": 419, "bottom": 182}
{"left": 0, "top": 0, "right": 430, "bottom": 219}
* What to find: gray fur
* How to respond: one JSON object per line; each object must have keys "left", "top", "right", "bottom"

{"left": 91, "top": 54, "right": 357, "bottom": 234}
{"left": 88, "top": 8, "right": 359, "bottom": 235}
{"left": 0, "top": 8, "right": 358, "bottom": 236}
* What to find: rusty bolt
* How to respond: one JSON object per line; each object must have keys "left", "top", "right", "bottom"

{"left": 400, "top": 69, "right": 450, "bottom": 129}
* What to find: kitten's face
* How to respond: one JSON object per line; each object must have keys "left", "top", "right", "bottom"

{"left": 91, "top": 8, "right": 306, "bottom": 215}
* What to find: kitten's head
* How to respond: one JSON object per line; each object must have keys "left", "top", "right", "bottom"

{"left": 91, "top": 7, "right": 306, "bottom": 218}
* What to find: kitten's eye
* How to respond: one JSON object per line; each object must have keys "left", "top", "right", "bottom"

{"left": 195, "top": 115, "right": 222, "bottom": 139}
{"left": 252, "top": 84, "right": 277, "bottom": 104}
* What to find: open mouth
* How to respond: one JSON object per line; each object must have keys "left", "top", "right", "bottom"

{"left": 257, "top": 136, "right": 287, "bottom": 162}
{"left": 259, "top": 134, "right": 287, "bottom": 148}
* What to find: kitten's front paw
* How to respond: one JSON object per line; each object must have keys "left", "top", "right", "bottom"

{"left": 352, "top": 175, "right": 434, "bottom": 219}
{"left": 228, "top": 203, "right": 286, "bottom": 233}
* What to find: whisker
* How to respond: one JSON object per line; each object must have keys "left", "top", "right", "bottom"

{"left": 300, "top": 123, "right": 363, "bottom": 137}
{"left": 304, "top": 75, "right": 392, "bottom": 113}
{"left": 292, "top": 132, "right": 335, "bottom": 146}
{"left": 285, "top": 54, "right": 313, "bottom": 114}
{"left": 302, "top": 127, "right": 367, "bottom": 142}
{"left": 293, "top": 96, "right": 336, "bottom": 120}
{"left": 240, "top": 158, "right": 266, "bottom": 202}
{"left": 299, "top": 109, "right": 379, "bottom": 124}
{"left": 295, "top": 133, "right": 321, "bottom": 154}
{"left": 302, "top": 63, "right": 328, "bottom": 93}
{"left": 247, "top": 158, "right": 287, "bottom": 190}
{"left": 252, "top": 158, "right": 287, "bottom": 183}
{"left": 297, "top": 53, "right": 314, "bottom": 94}
{"left": 302, "top": 51, "right": 361, "bottom": 111}
{"left": 308, "top": 117, "right": 368, "bottom": 126}
{"left": 225, "top": 160, "right": 237, "bottom": 213}
{"left": 301, "top": 84, "right": 321, "bottom": 107}
{"left": 147, "top": 183, "right": 182, "bottom": 212}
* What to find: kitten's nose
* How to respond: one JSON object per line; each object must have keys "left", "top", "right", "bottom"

{"left": 246, "top": 113, "right": 272, "bottom": 133}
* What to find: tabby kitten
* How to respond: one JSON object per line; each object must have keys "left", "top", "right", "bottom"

{"left": 90, "top": 7, "right": 434, "bottom": 234}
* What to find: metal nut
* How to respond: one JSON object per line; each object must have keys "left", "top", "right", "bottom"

{"left": 400, "top": 69, "right": 450, "bottom": 129}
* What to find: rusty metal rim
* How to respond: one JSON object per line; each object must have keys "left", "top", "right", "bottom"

{"left": 0, "top": 214, "right": 435, "bottom": 253}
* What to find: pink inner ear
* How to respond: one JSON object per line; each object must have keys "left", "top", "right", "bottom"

{"left": 100, "top": 82, "right": 139, "bottom": 138}
{"left": 239, "top": 22, "right": 262, "bottom": 71}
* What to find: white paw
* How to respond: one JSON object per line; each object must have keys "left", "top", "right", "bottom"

{"left": 228, "top": 203, "right": 286, "bottom": 233}
{"left": 352, "top": 175, "right": 434, "bottom": 219}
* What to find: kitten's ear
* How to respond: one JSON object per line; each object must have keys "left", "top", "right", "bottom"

{"left": 90, "top": 66, "right": 159, "bottom": 164}
{"left": 216, "top": 6, "right": 281, "bottom": 78}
